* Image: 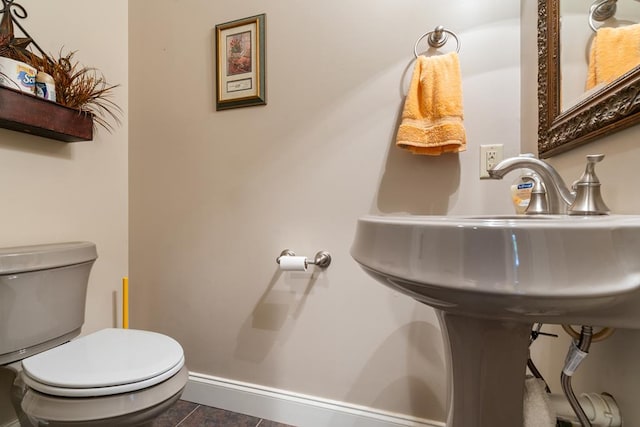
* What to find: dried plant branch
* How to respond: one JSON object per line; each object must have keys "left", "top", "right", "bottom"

{"left": 12, "top": 48, "right": 122, "bottom": 133}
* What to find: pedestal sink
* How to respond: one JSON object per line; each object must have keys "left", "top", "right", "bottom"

{"left": 351, "top": 214, "right": 640, "bottom": 427}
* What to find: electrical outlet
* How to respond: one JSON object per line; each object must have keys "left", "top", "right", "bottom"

{"left": 479, "top": 144, "right": 503, "bottom": 179}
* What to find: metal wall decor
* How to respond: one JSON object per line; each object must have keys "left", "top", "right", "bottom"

{"left": 0, "top": 0, "right": 46, "bottom": 60}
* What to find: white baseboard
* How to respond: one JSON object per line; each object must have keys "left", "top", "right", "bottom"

{"left": 182, "top": 371, "right": 444, "bottom": 427}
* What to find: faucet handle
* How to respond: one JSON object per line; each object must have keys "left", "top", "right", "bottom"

{"left": 576, "top": 154, "right": 605, "bottom": 185}
{"left": 568, "top": 154, "right": 610, "bottom": 215}
{"left": 523, "top": 175, "right": 549, "bottom": 215}
{"left": 583, "top": 154, "right": 605, "bottom": 182}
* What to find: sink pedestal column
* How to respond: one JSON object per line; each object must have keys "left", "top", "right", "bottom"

{"left": 437, "top": 311, "right": 532, "bottom": 427}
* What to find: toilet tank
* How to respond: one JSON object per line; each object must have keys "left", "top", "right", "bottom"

{"left": 0, "top": 242, "right": 97, "bottom": 365}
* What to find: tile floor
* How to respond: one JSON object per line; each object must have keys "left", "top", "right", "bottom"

{"left": 152, "top": 399, "right": 295, "bottom": 427}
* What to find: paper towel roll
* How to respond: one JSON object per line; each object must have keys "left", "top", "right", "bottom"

{"left": 0, "top": 57, "right": 36, "bottom": 94}
{"left": 279, "top": 256, "right": 307, "bottom": 271}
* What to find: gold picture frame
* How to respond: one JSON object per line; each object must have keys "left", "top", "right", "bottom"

{"left": 537, "top": 0, "right": 640, "bottom": 158}
{"left": 215, "top": 14, "right": 266, "bottom": 111}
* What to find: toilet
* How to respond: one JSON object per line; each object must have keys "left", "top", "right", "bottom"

{"left": 0, "top": 242, "right": 188, "bottom": 426}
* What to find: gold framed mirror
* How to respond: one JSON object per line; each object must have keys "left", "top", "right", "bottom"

{"left": 538, "top": 0, "right": 640, "bottom": 158}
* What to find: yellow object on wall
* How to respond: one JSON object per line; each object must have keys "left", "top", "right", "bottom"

{"left": 123, "top": 277, "right": 129, "bottom": 329}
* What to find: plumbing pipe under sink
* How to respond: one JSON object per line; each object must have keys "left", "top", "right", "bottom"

{"left": 550, "top": 392, "right": 621, "bottom": 427}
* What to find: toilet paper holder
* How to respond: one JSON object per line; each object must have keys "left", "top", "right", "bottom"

{"left": 276, "top": 249, "right": 332, "bottom": 269}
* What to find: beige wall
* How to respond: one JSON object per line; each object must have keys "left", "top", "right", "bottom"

{"left": 0, "top": 1, "right": 129, "bottom": 334}
{"left": 129, "top": 0, "right": 521, "bottom": 420}
{"left": 522, "top": 1, "right": 640, "bottom": 424}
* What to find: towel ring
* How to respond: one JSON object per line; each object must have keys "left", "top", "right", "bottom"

{"left": 589, "top": 0, "right": 618, "bottom": 32}
{"left": 413, "top": 25, "right": 460, "bottom": 58}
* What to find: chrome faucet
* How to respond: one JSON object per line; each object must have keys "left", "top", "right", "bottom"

{"left": 488, "top": 154, "right": 610, "bottom": 215}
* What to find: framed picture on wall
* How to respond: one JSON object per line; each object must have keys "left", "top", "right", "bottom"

{"left": 215, "top": 14, "right": 266, "bottom": 111}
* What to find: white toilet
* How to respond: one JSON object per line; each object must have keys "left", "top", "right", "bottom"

{"left": 0, "top": 242, "right": 188, "bottom": 426}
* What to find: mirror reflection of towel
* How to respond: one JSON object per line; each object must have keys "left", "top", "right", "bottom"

{"left": 396, "top": 52, "right": 466, "bottom": 156}
{"left": 586, "top": 23, "right": 640, "bottom": 90}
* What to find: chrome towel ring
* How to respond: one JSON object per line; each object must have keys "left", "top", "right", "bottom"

{"left": 589, "top": 0, "right": 618, "bottom": 32}
{"left": 413, "top": 25, "right": 461, "bottom": 58}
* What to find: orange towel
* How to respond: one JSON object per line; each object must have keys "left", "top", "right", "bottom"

{"left": 586, "top": 23, "right": 640, "bottom": 90}
{"left": 396, "top": 52, "right": 466, "bottom": 156}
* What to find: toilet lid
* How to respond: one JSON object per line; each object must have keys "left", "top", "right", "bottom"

{"left": 21, "top": 328, "right": 185, "bottom": 397}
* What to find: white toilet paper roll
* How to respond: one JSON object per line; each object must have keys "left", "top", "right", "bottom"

{"left": 279, "top": 256, "right": 308, "bottom": 271}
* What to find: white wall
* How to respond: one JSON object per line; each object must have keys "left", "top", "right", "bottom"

{"left": 0, "top": 1, "right": 129, "bottom": 334}
{"left": 129, "top": 0, "right": 521, "bottom": 421}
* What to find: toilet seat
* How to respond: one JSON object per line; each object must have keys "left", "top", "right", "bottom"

{"left": 20, "top": 365, "right": 189, "bottom": 424}
{"left": 21, "top": 328, "right": 184, "bottom": 397}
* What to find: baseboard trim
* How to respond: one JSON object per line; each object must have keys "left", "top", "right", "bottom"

{"left": 182, "top": 372, "right": 444, "bottom": 427}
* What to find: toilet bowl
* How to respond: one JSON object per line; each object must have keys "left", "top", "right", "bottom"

{"left": 0, "top": 242, "right": 188, "bottom": 426}
{"left": 17, "top": 328, "right": 187, "bottom": 426}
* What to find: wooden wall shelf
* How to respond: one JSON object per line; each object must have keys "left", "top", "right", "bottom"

{"left": 0, "top": 86, "right": 93, "bottom": 142}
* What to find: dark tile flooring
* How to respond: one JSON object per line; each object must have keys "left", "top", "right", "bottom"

{"left": 152, "top": 399, "right": 295, "bottom": 427}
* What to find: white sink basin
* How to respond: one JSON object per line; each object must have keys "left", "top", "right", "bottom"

{"left": 351, "top": 214, "right": 640, "bottom": 427}
{"left": 352, "top": 214, "right": 640, "bottom": 328}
